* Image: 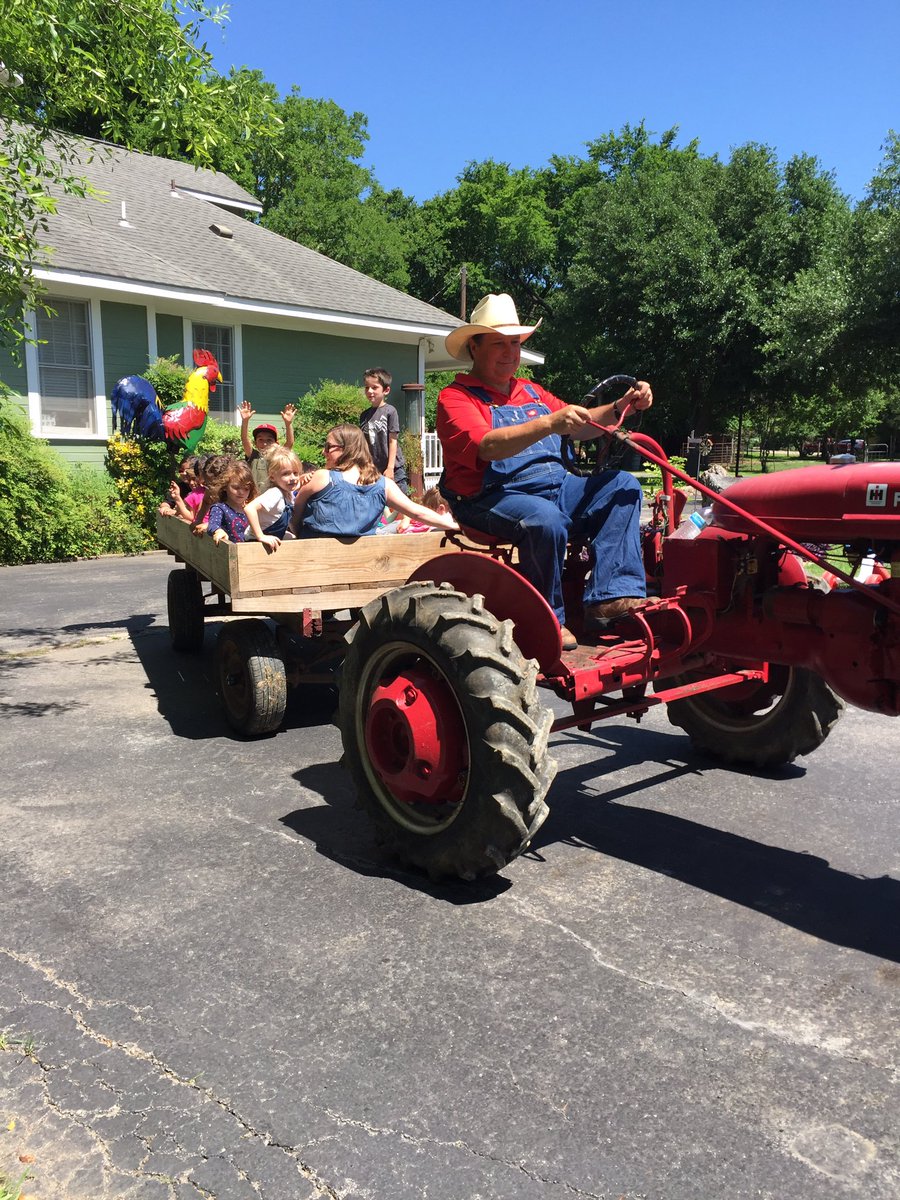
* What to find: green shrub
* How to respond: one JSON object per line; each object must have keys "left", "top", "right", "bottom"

{"left": 640, "top": 455, "right": 688, "bottom": 501}
{"left": 197, "top": 417, "right": 242, "bottom": 457}
{"left": 143, "top": 355, "right": 190, "bottom": 406}
{"left": 105, "top": 435, "right": 172, "bottom": 545}
{"left": 0, "top": 399, "right": 149, "bottom": 563}
{"left": 295, "top": 380, "right": 363, "bottom": 467}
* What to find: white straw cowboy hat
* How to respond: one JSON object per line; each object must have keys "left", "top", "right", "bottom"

{"left": 445, "top": 293, "right": 542, "bottom": 361}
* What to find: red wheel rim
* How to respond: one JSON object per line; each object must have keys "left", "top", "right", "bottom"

{"left": 364, "top": 665, "right": 468, "bottom": 806}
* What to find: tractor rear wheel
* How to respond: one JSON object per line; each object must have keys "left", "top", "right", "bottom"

{"left": 339, "top": 582, "right": 556, "bottom": 880}
{"left": 662, "top": 664, "right": 843, "bottom": 767}
{"left": 216, "top": 619, "right": 287, "bottom": 736}
{"left": 167, "top": 568, "right": 205, "bottom": 652}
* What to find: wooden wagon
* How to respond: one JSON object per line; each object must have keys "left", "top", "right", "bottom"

{"left": 155, "top": 514, "right": 464, "bottom": 734}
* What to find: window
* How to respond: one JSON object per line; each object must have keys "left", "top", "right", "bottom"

{"left": 36, "top": 299, "right": 96, "bottom": 433}
{"left": 191, "top": 323, "right": 234, "bottom": 417}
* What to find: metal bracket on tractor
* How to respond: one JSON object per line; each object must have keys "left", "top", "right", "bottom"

{"left": 339, "top": 384, "right": 900, "bottom": 881}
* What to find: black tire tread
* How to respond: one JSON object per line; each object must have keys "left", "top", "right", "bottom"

{"left": 216, "top": 619, "right": 287, "bottom": 736}
{"left": 664, "top": 665, "right": 843, "bottom": 767}
{"left": 340, "top": 582, "right": 555, "bottom": 879}
{"left": 167, "top": 568, "right": 205, "bottom": 652}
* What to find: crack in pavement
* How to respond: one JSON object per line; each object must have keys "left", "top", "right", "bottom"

{"left": 506, "top": 896, "right": 899, "bottom": 1080}
{"left": 0, "top": 948, "right": 339, "bottom": 1199}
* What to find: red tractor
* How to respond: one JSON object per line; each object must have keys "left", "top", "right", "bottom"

{"left": 338, "top": 388, "right": 900, "bottom": 880}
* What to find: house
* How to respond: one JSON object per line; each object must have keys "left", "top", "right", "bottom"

{"left": 2, "top": 131, "right": 539, "bottom": 472}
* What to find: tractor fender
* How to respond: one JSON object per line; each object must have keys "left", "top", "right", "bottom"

{"left": 407, "top": 551, "right": 563, "bottom": 671}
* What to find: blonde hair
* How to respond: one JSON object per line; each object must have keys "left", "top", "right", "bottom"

{"left": 324, "top": 424, "right": 379, "bottom": 485}
{"left": 264, "top": 445, "right": 302, "bottom": 479}
{"left": 217, "top": 460, "right": 258, "bottom": 504}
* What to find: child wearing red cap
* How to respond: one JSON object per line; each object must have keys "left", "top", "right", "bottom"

{"left": 238, "top": 400, "right": 297, "bottom": 494}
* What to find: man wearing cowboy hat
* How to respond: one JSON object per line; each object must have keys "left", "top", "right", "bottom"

{"left": 437, "top": 293, "right": 653, "bottom": 650}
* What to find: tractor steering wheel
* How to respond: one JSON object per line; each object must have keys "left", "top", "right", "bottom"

{"left": 561, "top": 374, "right": 638, "bottom": 476}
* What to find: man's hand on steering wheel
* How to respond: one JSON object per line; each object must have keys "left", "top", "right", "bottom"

{"left": 620, "top": 380, "right": 653, "bottom": 415}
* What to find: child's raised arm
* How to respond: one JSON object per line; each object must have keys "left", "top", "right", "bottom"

{"left": 238, "top": 401, "right": 255, "bottom": 458}
{"left": 383, "top": 480, "right": 459, "bottom": 533}
{"left": 281, "top": 404, "right": 296, "bottom": 450}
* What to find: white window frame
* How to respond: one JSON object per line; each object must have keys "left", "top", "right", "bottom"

{"left": 184, "top": 318, "right": 242, "bottom": 422}
{"left": 23, "top": 297, "right": 108, "bottom": 439}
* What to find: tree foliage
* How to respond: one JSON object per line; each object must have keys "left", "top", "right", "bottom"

{"left": 0, "top": 0, "right": 281, "bottom": 355}
{"left": 254, "top": 90, "right": 413, "bottom": 289}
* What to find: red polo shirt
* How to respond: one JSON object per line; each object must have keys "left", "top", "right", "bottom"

{"left": 437, "top": 373, "right": 565, "bottom": 497}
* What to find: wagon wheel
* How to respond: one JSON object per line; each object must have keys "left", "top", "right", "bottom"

{"left": 339, "top": 582, "right": 556, "bottom": 880}
{"left": 216, "top": 619, "right": 287, "bottom": 736}
{"left": 167, "top": 568, "right": 205, "bottom": 652}
{"left": 660, "top": 663, "right": 843, "bottom": 767}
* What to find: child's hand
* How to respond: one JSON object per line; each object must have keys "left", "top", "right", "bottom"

{"left": 261, "top": 534, "right": 281, "bottom": 553}
{"left": 281, "top": 403, "right": 296, "bottom": 425}
{"left": 212, "top": 531, "right": 228, "bottom": 545}
{"left": 238, "top": 401, "right": 255, "bottom": 423}
{"left": 191, "top": 522, "right": 208, "bottom": 537}
{"left": 167, "top": 480, "right": 180, "bottom": 498}
{"left": 298, "top": 470, "right": 315, "bottom": 487}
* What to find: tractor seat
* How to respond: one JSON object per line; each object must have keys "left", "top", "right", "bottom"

{"left": 454, "top": 525, "right": 513, "bottom": 551}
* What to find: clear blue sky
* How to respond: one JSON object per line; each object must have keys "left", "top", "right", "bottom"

{"left": 207, "top": 0, "right": 898, "bottom": 203}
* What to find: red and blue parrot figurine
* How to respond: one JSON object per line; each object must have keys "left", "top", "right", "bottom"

{"left": 110, "top": 349, "right": 222, "bottom": 453}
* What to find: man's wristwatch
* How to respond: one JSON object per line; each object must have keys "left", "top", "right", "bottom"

{"left": 612, "top": 398, "right": 624, "bottom": 421}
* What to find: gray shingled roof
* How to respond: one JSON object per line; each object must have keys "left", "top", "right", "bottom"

{"left": 34, "top": 132, "right": 464, "bottom": 335}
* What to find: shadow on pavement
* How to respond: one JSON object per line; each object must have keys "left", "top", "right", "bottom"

{"left": 127, "top": 621, "right": 336, "bottom": 741}
{"left": 538, "top": 724, "right": 900, "bottom": 962}
{"left": 281, "top": 762, "right": 512, "bottom": 905}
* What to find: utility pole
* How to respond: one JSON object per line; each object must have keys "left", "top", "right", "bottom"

{"left": 460, "top": 265, "right": 467, "bottom": 319}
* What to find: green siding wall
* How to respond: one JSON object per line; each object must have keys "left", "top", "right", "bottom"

{"left": 156, "top": 313, "right": 184, "bottom": 363}
{"left": 0, "top": 345, "right": 28, "bottom": 401}
{"left": 242, "top": 326, "right": 419, "bottom": 428}
{"left": 100, "top": 302, "right": 149, "bottom": 400}
{"left": 46, "top": 441, "right": 108, "bottom": 469}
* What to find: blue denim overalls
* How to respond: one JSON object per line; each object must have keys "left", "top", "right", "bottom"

{"left": 446, "top": 385, "right": 645, "bottom": 623}
{"left": 300, "top": 472, "right": 387, "bottom": 537}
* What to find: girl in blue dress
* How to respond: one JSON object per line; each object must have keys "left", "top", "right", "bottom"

{"left": 290, "top": 425, "right": 459, "bottom": 538}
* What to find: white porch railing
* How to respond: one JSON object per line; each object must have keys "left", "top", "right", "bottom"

{"left": 422, "top": 431, "right": 443, "bottom": 490}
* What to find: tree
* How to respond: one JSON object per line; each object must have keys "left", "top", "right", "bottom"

{"left": 406, "top": 159, "right": 559, "bottom": 321}
{"left": 0, "top": 0, "right": 281, "bottom": 356}
{"left": 254, "top": 90, "right": 413, "bottom": 290}
{"left": 846, "top": 131, "right": 900, "bottom": 390}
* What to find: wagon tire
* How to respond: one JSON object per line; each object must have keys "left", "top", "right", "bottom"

{"left": 216, "top": 619, "right": 287, "bottom": 736}
{"left": 167, "top": 568, "right": 205, "bottom": 652}
{"left": 339, "top": 582, "right": 556, "bottom": 880}
{"left": 662, "top": 664, "right": 843, "bottom": 767}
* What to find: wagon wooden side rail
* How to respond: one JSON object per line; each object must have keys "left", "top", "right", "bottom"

{"left": 154, "top": 514, "right": 470, "bottom": 735}
{"left": 155, "top": 513, "right": 462, "bottom": 614}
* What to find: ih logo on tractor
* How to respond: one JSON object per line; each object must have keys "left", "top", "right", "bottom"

{"left": 864, "top": 483, "right": 900, "bottom": 507}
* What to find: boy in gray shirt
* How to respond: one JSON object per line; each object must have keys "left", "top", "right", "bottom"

{"left": 358, "top": 367, "right": 408, "bottom": 494}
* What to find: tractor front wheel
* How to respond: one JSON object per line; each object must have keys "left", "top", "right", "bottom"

{"left": 339, "top": 582, "right": 556, "bottom": 880}
{"left": 216, "top": 619, "right": 287, "bottom": 736}
{"left": 662, "top": 664, "right": 843, "bottom": 767}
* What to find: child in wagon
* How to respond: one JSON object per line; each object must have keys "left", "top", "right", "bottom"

{"left": 244, "top": 446, "right": 303, "bottom": 551}
{"left": 289, "top": 425, "right": 458, "bottom": 538}
{"left": 206, "top": 461, "right": 258, "bottom": 545}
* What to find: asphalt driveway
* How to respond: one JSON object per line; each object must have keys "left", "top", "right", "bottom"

{"left": 0, "top": 552, "right": 898, "bottom": 1199}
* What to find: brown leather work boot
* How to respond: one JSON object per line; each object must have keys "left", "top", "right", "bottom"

{"left": 583, "top": 597, "right": 644, "bottom": 631}
{"left": 559, "top": 624, "right": 578, "bottom": 651}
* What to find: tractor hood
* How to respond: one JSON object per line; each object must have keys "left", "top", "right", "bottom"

{"left": 713, "top": 462, "right": 900, "bottom": 542}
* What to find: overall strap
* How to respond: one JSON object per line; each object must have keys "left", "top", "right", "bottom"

{"left": 458, "top": 382, "right": 543, "bottom": 406}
